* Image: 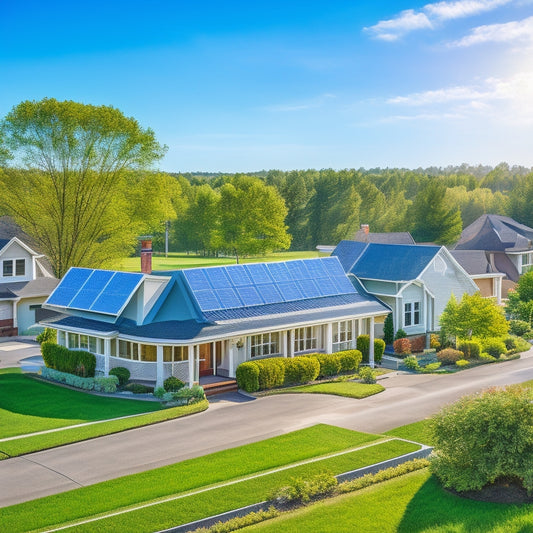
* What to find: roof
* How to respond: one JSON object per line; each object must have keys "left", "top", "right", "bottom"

{"left": 332, "top": 240, "right": 441, "bottom": 281}
{"left": 454, "top": 214, "right": 533, "bottom": 252}
{"left": 449, "top": 250, "right": 501, "bottom": 276}
{"left": 0, "top": 278, "right": 59, "bottom": 299}
{"left": 352, "top": 229, "right": 415, "bottom": 245}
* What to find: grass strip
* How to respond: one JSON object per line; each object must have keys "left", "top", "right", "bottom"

{"left": 276, "top": 381, "right": 384, "bottom": 398}
{"left": 0, "top": 424, "right": 381, "bottom": 532}
{"left": 384, "top": 419, "right": 434, "bottom": 446}
{"left": 0, "top": 400, "right": 208, "bottom": 457}
{"left": 243, "top": 470, "right": 533, "bottom": 533}
{"left": 0, "top": 368, "right": 163, "bottom": 439}
{"left": 45, "top": 440, "right": 419, "bottom": 533}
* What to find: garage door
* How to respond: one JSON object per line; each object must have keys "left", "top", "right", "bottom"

{"left": 0, "top": 302, "right": 12, "bottom": 320}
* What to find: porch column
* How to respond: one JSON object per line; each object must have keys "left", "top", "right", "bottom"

{"left": 358, "top": 318, "right": 363, "bottom": 337}
{"left": 423, "top": 290, "right": 428, "bottom": 332}
{"left": 282, "top": 331, "right": 288, "bottom": 357}
{"left": 325, "top": 322, "right": 333, "bottom": 354}
{"left": 65, "top": 332, "right": 69, "bottom": 349}
{"left": 188, "top": 345, "right": 194, "bottom": 387}
{"left": 369, "top": 317, "right": 375, "bottom": 368}
{"left": 156, "top": 345, "right": 164, "bottom": 388}
{"left": 211, "top": 341, "right": 216, "bottom": 375}
{"left": 104, "top": 338, "right": 111, "bottom": 376}
{"left": 288, "top": 330, "right": 294, "bottom": 358}
{"left": 228, "top": 343, "right": 235, "bottom": 378}
{"left": 12, "top": 301, "right": 17, "bottom": 328}
{"left": 351, "top": 319, "right": 357, "bottom": 348}
{"left": 495, "top": 277, "right": 502, "bottom": 305}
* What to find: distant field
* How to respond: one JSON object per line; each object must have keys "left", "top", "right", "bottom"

{"left": 116, "top": 251, "right": 323, "bottom": 272}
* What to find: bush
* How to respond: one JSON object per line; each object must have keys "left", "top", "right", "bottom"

{"left": 431, "top": 385, "right": 533, "bottom": 494}
{"left": 109, "top": 366, "right": 130, "bottom": 387}
{"left": 356, "top": 335, "right": 370, "bottom": 362}
{"left": 41, "top": 342, "right": 96, "bottom": 377}
{"left": 393, "top": 337, "right": 411, "bottom": 355}
{"left": 403, "top": 355, "right": 419, "bottom": 371}
{"left": 337, "top": 349, "right": 362, "bottom": 372}
{"left": 93, "top": 376, "right": 119, "bottom": 393}
{"left": 421, "top": 362, "right": 441, "bottom": 372}
{"left": 481, "top": 338, "right": 507, "bottom": 358}
{"left": 456, "top": 359, "right": 470, "bottom": 367}
{"left": 163, "top": 376, "right": 185, "bottom": 392}
{"left": 395, "top": 328, "right": 407, "bottom": 340}
{"left": 41, "top": 366, "right": 95, "bottom": 389}
{"left": 153, "top": 386, "right": 166, "bottom": 399}
{"left": 430, "top": 333, "right": 441, "bottom": 350}
{"left": 359, "top": 366, "right": 376, "bottom": 384}
{"left": 194, "top": 507, "right": 280, "bottom": 533}
{"left": 457, "top": 340, "right": 481, "bottom": 360}
{"left": 173, "top": 385, "right": 205, "bottom": 405}
{"left": 436, "top": 348, "right": 464, "bottom": 365}
{"left": 410, "top": 335, "right": 426, "bottom": 353}
{"left": 307, "top": 353, "right": 341, "bottom": 378}
{"left": 479, "top": 352, "right": 497, "bottom": 362}
{"left": 383, "top": 313, "right": 394, "bottom": 344}
{"left": 373, "top": 339, "right": 385, "bottom": 364}
{"left": 502, "top": 335, "right": 517, "bottom": 351}
{"left": 236, "top": 362, "right": 260, "bottom": 392}
{"left": 509, "top": 319, "right": 530, "bottom": 336}
{"left": 36, "top": 328, "right": 56, "bottom": 345}
{"left": 284, "top": 356, "right": 320, "bottom": 385}
{"left": 271, "top": 471, "right": 337, "bottom": 504}
{"left": 124, "top": 383, "right": 154, "bottom": 394}
{"left": 254, "top": 358, "right": 286, "bottom": 389}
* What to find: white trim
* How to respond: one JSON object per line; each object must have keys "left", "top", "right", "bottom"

{"left": 0, "top": 237, "right": 40, "bottom": 257}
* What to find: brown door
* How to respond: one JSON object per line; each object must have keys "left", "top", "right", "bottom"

{"left": 199, "top": 343, "right": 213, "bottom": 376}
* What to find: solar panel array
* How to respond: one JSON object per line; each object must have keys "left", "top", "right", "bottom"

{"left": 46, "top": 268, "right": 144, "bottom": 316}
{"left": 183, "top": 257, "right": 356, "bottom": 312}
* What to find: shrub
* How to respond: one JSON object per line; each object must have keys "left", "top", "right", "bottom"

{"left": 456, "top": 359, "right": 470, "bottom": 367}
{"left": 410, "top": 335, "right": 426, "bottom": 353}
{"left": 509, "top": 319, "right": 530, "bottom": 336}
{"left": 124, "top": 383, "right": 154, "bottom": 394}
{"left": 436, "top": 348, "right": 464, "bottom": 365}
{"left": 254, "top": 358, "right": 286, "bottom": 389}
{"left": 36, "top": 328, "right": 56, "bottom": 345}
{"left": 41, "top": 342, "right": 96, "bottom": 377}
{"left": 421, "top": 362, "right": 441, "bottom": 373}
{"left": 307, "top": 353, "right": 341, "bottom": 378}
{"left": 356, "top": 335, "right": 370, "bottom": 362}
{"left": 173, "top": 385, "right": 205, "bottom": 405}
{"left": 403, "top": 355, "right": 419, "bottom": 371}
{"left": 236, "top": 362, "right": 260, "bottom": 392}
{"left": 395, "top": 328, "right": 407, "bottom": 340}
{"left": 271, "top": 471, "right": 337, "bottom": 504}
{"left": 284, "top": 356, "right": 320, "bottom": 385}
{"left": 373, "top": 339, "right": 385, "bottom": 364}
{"left": 41, "top": 366, "right": 95, "bottom": 389}
{"left": 109, "top": 366, "right": 130, "bottom": 387}
{"left": 481, "top": 338, "right": 507, "bottom": 358}
{"left": 337, "top": 349, "right": 362, "bottom": 372}
{"left": 502, "top": 335, "right": 517, "bottom": 351}
{"left": 430, "top": 333, "right": 441, "bottom": 350}
{"left": 153, "top": 386, "right": 166, "bottom": 399}
{"left": 479, "top": 352, "right": 497, "bottom": 362}
{"left": 163, "top": 376, "right": 185, "bottom": 392}
{"left": 457, "top": 340, "right": 481, "bottom": 360}
{"left": 431, "top": 385, "right": 533, "bottom": 494}
{"left": 359, "top": 366, "right": 376, "bottom": 384}
{"left": 194, "top": 507, "right": 280, "bottom": 533}
{"left": 93, "top": 376, "right": 119, "bottom": 393}
{"left": 393, "top": 337, "right": 411, "bottom": 355}
{"left": 383, "top": 313, "right": 394, "bottom": 344}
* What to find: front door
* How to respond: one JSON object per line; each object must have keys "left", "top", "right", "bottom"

{"left": 199, "top": 343, "right": 213, "bottom": 376}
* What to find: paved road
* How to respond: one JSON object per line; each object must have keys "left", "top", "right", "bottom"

{"left": 0, "top": 344, "right": 532, "bottom": 507}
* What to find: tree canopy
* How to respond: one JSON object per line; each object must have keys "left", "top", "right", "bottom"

{"left": 0, "top": 98, "right": 167, "bottom": 277}
{"left": 506, "top": 271, "right": 533, "bottom": 325}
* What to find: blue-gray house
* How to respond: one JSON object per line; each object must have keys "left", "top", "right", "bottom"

{"left": 42, "top": 256, "right": 389, "bottom": 386}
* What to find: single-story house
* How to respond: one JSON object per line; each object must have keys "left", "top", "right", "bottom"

{"left": 353, "top": 224, "right": 415, "bottom": 245}
{"left": 42, "top": 245, "right": 389, "bottom": 387}
{"left": 332, "top": 240, "right": 478, "bottom": 336}
{"left": 0, "top": 217, "right": 58, "bottom": 336}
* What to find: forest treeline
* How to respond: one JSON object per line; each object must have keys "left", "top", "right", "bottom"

{"left": 168, "top": 162, "right": 533, "bottom": 253}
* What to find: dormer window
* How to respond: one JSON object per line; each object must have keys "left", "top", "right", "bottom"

{"left": 2, "top": 259, "right": 25, "bottom": 277}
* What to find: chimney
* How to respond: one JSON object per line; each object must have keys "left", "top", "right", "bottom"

{"left": 140, "top": 237, "right": 152, "bottom": 274}
{"left": 361, "top": 224, "right": 369, "bottom": 235}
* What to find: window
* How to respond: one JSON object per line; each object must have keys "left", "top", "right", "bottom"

{"left": 140, "top": 344, "right": 157, "bottom": 362}
{"left": 3, "top": 260, "right": 12, "bottom": 277}
{"left": 251, "top": 332, "right": 280, "bottom": 358}
{"left": 68, "top": 332, "right": 79, "bottom": 348}
{"left": 15, "top": 259, "right": 25, "bottom": 276}
{"left": 57, "top": 330, "right": 66, "bottom": 346}
{"left": 89, "top": 336, "right": 97, "bottom": 353}
{"left": 2, "top": 259, "right": 25, "bottom": 277}
{"left": 333, "top": 320, "right": 353, "bottom": 352}
{"left": 404, "top": 302, "right": 421, "bottom": 327}
{"left": 294, "top": 327, "right": 317, "bottom": 353}
{"left": 163, "top": 346, "right": 188, "bottom": 362}
{"left": 80, "top": 335, "right": 88, "bottom": 350}
{"left": 522, "top": 253, "right": 533, "bottom": 274}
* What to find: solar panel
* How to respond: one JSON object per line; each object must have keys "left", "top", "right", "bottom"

{"left": 316, "top": 277, "right": 338, "bottom": 296}
{"left": 304, "top": 258, "right": 329, "bottom": 278}
{"left": 277, "top": 281, "right": 303, "bottom": 301}
{"left": 286, "top": 260, "right": 310, "bottom": 281}
{"left": 46, "top": 268, "right": 93, "bottom": 307}
{"left": 193, "top": 289, "right": 221, "bottom": 311}
{"left": 205, "top": 267, "right": 231, "bottom": 289}
{"left": 90, "top": 272, "right": 143, "bottom": 314}
{"left": 331, "top": 275, "right": 356, "bottom": 294}
{"left": 321, "top": 256, "right": 346, "bottom": 276}
{"left": 68, "top": 269, "right": 114, "bottom": 310}
{"left": 244, "top": 263, "right": 272, "bottom": 284}
{"left": 297, "top": 279, "right": 321, "bottom": 298}
{"left": 183, "top": 269, "right": 210, "bottom": 291}
{"left": 215, "top": 288, "right": 242, "bottom": 309}
{"left": 236, "top": 286, "right": 263, "bottom": 307}
{"left": 267, "top": 262, "right": 291, "bottom": 282}
{"left": 226, "top": 265, "right": 252, "bottom": 286}
{"left": 255, "top": 283, "right": 282, "bottom": 304}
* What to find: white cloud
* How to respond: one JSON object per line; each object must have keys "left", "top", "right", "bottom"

{"left": 449, "top": 15, "right": 533, "bottom": 46}
{"left": 425, "top": 0, "right": 512, "bottom": 20}
{"left": 364, "top": 10, "right": 432, "bottom": 41}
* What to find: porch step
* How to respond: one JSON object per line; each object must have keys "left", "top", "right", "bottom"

{"left": 203, "top": 380, "right": 238, "bottom": 396}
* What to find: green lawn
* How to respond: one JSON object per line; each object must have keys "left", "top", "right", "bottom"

{"left": 243, "top": 469, "right": 533, "bottom": 533}
{"left": 0, "top": 426, "right": 418, "bottom": 532}
{"left": 384, "top": 419, "right": 434, "bottom": 446}
{"left": 277, "top": 381, "right": 385, "bottom": 399}
{"left": 116, "top": 250, "right": 322, "bottom": 272}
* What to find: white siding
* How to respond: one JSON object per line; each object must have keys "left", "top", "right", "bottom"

{"left": 0, "top": 241, "right": 34, "bottom": 283}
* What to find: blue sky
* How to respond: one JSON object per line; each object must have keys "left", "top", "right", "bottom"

{"left": 1, "top": 0, "right": 532, "bottom": 171}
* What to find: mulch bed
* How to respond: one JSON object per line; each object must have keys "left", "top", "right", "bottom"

{"left": 450, "top": 479, "right": 533, "bottom": 504}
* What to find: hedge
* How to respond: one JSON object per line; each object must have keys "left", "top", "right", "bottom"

{"left": 356, "top": 335, "right": 370, "bottom": 361}
{"left": 41, "top": 342, "right": 96, "bottom": 377}
{"left": 306, "top": 353, "right": 341, "bottom": 377}
{"left": 284, "top": 356, "right": 320, "bottom": 385}
{"left": 337, "top": 349, "right": 363, "bottom": 372}
{"left": 40, "top": 367, "right": 119, "bottom": 392}
{"left": 374, "top": 339, "right": 385, "bottom": 364}
{"left": 254, "top": 358, "right": 285, "bottom": 389}
{"left": 236, "top": 362, "right": 260, "bottom": 392}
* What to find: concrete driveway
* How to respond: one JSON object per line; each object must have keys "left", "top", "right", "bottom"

{"left": 0, "top": 338, "right": 41, "bottom": 370}
{"left": 0, "top": 348, "right": 532, "bottom": 507}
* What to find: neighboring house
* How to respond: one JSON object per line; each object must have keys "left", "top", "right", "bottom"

{"left": 0, "top": 217, "right": 58, "bottom": 336}
{"left": 352, "top": 224, "right": 415, "bottom": 245}
{"left": 449, "top": 250, "right": 504, "bottom": 305}
{"left": 332, "top": 240, "right": 478, "bottom": 336}
{"left": 454, "top": 215, "right": 533, "bottom": 287}
{"left": 41, "top": 246, "right": 389, "bottom": 387}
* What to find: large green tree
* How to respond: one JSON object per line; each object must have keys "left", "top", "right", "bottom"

{"left": 0, "top": 98, "right": 166, "bottom": 277}
{"left": 506, "top": 271, "right": 533, "bottom": 325}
